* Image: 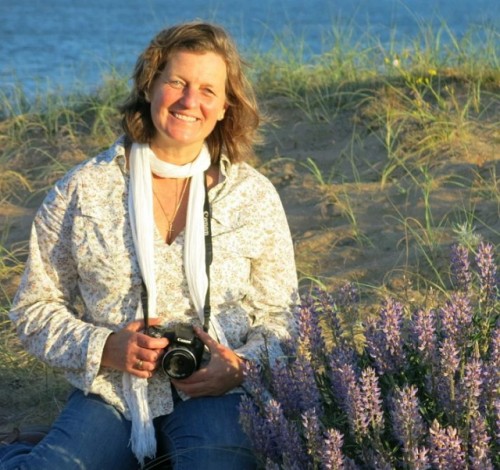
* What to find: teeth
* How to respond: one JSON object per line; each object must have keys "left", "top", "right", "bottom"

{"left": 173, "top": 112, "right": 197, "bottom": 122}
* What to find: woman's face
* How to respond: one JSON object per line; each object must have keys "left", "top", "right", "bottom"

{"left": 149, "top": 50, "right": 227, "bottom": 157}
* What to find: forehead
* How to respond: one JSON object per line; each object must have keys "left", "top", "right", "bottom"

{"left": 162, "top": 50, "right": 227, "bottom": 82}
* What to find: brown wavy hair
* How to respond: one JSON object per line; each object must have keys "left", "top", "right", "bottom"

{"left": 120, "top": 22, "right": 261, "bottom": 163}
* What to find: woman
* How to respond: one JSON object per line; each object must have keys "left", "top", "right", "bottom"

{"left": 2, "top": 22, "right": 297, "bottom": 469}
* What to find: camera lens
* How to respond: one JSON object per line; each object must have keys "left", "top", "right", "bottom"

{"left": 162, "top": 348, "right": 197, "bottom": 379}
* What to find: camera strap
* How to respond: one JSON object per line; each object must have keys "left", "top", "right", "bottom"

{"left": 141, "top": 171, "right": 213, "bottom": 333}
{"left": 202, "top": 171, "right": 213, "bottom": 332}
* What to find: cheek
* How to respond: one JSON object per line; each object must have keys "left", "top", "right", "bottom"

{"left": 152, "top": 88, "right": 174, "bottom": 113}
{"left": 202, "top": 100, "right": 226, "bottom": 120}
{"left": 151, "top": 97, "right": 173, "bottom": 129}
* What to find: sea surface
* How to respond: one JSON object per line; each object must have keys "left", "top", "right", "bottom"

{"left": 1, "top": 0, "right": 498, "bottom": 98}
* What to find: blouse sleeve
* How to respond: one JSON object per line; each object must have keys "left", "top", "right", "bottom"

{"left": 234, "top": 177, "right": 299, "bottom": 366}
{"left": 9, "top": 174, "right": 114, "bottom": 393}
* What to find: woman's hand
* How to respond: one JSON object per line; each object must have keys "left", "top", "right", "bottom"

{"left": 171, "top": 326, "right": 245, "bottom": 397}
{"left": 101, "top": 318, "right": 169, "bottom": 378}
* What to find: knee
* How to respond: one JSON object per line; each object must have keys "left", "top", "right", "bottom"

{"left": 157, "top": 423, "right": 256, "bottom": 469}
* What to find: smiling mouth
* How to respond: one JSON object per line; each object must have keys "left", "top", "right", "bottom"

{"left": 172, "top": 112, "right": 198, "bottom": 123}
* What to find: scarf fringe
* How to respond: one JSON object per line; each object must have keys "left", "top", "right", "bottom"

{"left": 123, "top": 374, "right": 156, "bottom": 467}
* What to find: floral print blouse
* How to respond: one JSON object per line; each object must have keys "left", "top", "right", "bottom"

{"left": 9, "top": 137, "right": 298, "bottom": 419}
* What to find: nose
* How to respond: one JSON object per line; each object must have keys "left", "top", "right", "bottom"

{"left": 179, "top": 86, "right": 198, "bottom": 108}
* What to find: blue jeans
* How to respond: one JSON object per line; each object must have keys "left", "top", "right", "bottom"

{"left": 0, "top": 389, "right": 256, "bottom": 470}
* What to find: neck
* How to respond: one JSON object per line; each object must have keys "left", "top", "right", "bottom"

{"left": 149, "top": 142, "right": 205, "bottom": 166}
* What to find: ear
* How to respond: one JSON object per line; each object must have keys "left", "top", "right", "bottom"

{"left": 217, "top": 103, "right": 228, "bottom": 121}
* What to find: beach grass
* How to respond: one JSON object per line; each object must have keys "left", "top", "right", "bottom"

{"left": 0, "top": 18, "right": 498, "bottom": 448}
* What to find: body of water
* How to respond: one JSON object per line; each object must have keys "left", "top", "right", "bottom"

{"left": 1, "top": 0, "right": 498, "bottom": 97}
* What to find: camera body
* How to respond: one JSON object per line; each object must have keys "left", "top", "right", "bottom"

{"left": 149, "top": 323, "right": 205, "bottom": 379}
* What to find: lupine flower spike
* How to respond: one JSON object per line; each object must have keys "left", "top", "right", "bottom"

{"left": 450, "top": 243, "right": 472, "bottom": 292}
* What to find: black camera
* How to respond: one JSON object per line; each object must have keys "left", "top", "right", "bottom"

{"left": 149, "top": 324, "right": 205, "bottom": 379}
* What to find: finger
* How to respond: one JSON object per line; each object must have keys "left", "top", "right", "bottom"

{"left": 136, "top": 332, "right": 169, "bottom": 350}
{"left": 130, "top": 366, "right": 153, "bottom": 379}
{"left": 124, "top": 317, "right": 164, "bottom": 333}
{"left": 133, "top": 358, "right": 145, "bottom": 371}
{"left": 135, "top": 349, "right": 161, "bottom": 366}
{"left": 131, "top": 355, "right": 158, "bottom": 374}
{"left": 171, "top": 367, "right": 208, "bottom": 385}
{"left": 172, "top": 378, "right": 209, "bottom": 397}
{"left": 124, "top": 320, "right": 147, "bottom": 332}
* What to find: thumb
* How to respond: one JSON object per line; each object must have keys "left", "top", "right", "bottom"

{"left": 194, "top": 326, "right": 218, "bottom": 349}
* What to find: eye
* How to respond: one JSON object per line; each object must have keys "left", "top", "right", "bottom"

{"left": 167, "top": 79, "right": 184, "bottom": 89}
{"left": 202, "top": 87, "right": 216, "bottom": 97}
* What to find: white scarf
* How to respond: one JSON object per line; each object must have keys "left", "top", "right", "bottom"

{"left": 126, "top": 142, "right": 227, "bottom": 465}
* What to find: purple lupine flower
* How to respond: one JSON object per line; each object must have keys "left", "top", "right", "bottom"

{"left": 302, "top": 408, "right": 323, "bottom": 463}
{"left": 437, "top": 337, "right": 460, "bottom": 413}
{"left": 439, "top": 338, "right": 461, "bottom": 378}
{"left": 490, "top": 325, "right": 500, "bottom": 365}
{"left": 298, "top": 296, "right": 327, "bottom": 363}
{"left": 337, "top": 282, "right": 360, "bottom": 307}
{"left": 335, "top": 362, "right": 368, "bottom": 440}
{"left": 365, "top": 298, "right": 405, "bottom": 375}
{"left": 328, "top": 344, "right": 360, "bottom": 411}
{"left": 336, "top": 282, "right": 360, "bottom": 327}
{"left": 321, "top": 429, "right": 346, "bottom": 470}
{"left": 242, "top": 361, "right": 268, "bottom": 402}
{"left": 336, "top": 282, "right": 361, "bottom": 350}
{"left": 265, "top": 459, "right": 281, "bottom": 470}
{"left": 359, "top": 367, "right": 384, "bottom": 433}
{"left": 362, "top": 449, "right": 393, "bottom": 470}
{"left": 363, "top": 315, "right": 389, "bottom": 374}
{"left": 281, "top": 457, "right": 305, "bottom": 470}
{"left": 280, "top": 335, "right": 298, "bottom": 358}
{"left": 494, "top": 398, "right": 500, "bottom": 446}
{"left": 380, "top": 298, "right": 405, "bottom": 358}
{"left": 484, "top": 329, "right": 500, "bottom": 417}
{"left": 410, "top": 307, "right": 439, "bottom": 399}
{"left": 458, "top": 357, "right": 484, "bottom": 418}
{"left": 270, "top": 359, "right": 302, "bottom": 418}
{"left": 438, "top": 292, "right": 473, "bottom": 347}
{"left": 429, "top": 420, "right": 466, "bottom": 469}
{"left": 409, "top": 447, "right": 430, "bottom": 470}
{"left": 329, "top": 342, "right": 359, "bottom": 376}
{"left": 410, "top": 307, "right": 437, "bottom": 365}
{"left": 318, "top": 289, "right": 344, "bottom": 346}
{"left": 277, "top": 359, "right": 323, "bottom": 419}
{"left": 264, "top": 398, "right": 308, "bottom": 468}
{"left": 450, "top": 243, "right": 472, "bottom": 292}
{"left": 271, "top": 354, "right": 323, "bottom": 419}
{"left": 475, "top": 241, "right": 498, "bottom": 304}
{"left": 293, "top": 354, "right": 323, "bottom": 415}
{"left": 239, "top": 394, "right": 277, "bottom": 462}
{"left": 487, "top": 324, "right": 499, "bottom": 371}
{"left": 390, "top": 385, "right": 426, "bottom": 450}
{"left": 308, "top": 287, "right": 346, "bottom": 352}
{"left": 469, "top": 414, "right": 493, "bottom": 470}
{"left": 313, "top": 288, "right": 337, "bottom": 312}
